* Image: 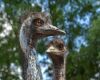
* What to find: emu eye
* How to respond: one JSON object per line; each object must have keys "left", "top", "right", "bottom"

{"left": 33, "top": 18, "right": 44, "bottom": 26}
{"left": 57, "top": 44, "right": 64, "bottom": 50}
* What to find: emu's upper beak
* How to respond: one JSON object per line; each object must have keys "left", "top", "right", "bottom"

{"left": 46, "top": 45, "right": 64, "bottom": 56}
{"left": 37, "top": 24, "right": 65, "bottom": 36}
{"left": 46, "top": 45, "right": 59, "bottom": 53}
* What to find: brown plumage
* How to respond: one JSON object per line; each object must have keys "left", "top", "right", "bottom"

{"left": 19, "top": 12, "right": 65, "bottom": 80}
{"left": 46, "top": 38, "right": 68, "bottom": 80}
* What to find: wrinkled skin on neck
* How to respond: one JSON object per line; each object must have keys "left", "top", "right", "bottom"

{"left": 48, "top": 52, "right": 65, "bottom": 80}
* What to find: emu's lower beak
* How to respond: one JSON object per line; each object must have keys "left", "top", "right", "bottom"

{"left": 38, "top": 24, "right": 65, "bottom": 36}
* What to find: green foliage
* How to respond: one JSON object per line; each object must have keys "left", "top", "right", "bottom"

{"left": 67, "top": 17, "right": 100, "bottom": 80}
{"left": 37, "top": 40, "right": 46, "bottom": 54}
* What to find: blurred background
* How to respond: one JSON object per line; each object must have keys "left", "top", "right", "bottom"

{"left": 0, "top": 0, "right": 100, "bottom": 80}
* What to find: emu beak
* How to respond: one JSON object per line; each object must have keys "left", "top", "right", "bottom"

{"left": 46, "top": 45, "right": 59, "bottom": 53}
{"left": 39, "top": 24, "right": 65, "bottom": 36}
{"left": 46, "top": 45, "right": 64, "bottom": 56}
{"left": 46, "top": 24, "right": 65, "bottom": 35}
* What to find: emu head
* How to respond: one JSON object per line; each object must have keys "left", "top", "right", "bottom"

{"left": 46, "top": 39, "right": 67, "bottom": 64}
{"left": 46, "top": 39, "right": 66, "bottom": 56}
{"left": 21, "top": 12, "right": 65, "bottom": 39}
{"left": 20, "top": 12, "right": 65, "bottom": 53}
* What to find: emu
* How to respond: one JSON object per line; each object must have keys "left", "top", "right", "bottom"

{"left": 19, "top": 12, "right": 65, "bottom": 80}
{"left": 46, "top": 38, "right": 68, "bottom": 80}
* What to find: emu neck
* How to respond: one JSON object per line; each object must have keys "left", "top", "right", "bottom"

{"left": 19, "top": 25, "right": 42, "bottom": 80}
{"left": 54, "top": 63, "right": 64, "bottom": 80}
{"left": 49, "top": 53, "right": 65, "bottom": 80}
